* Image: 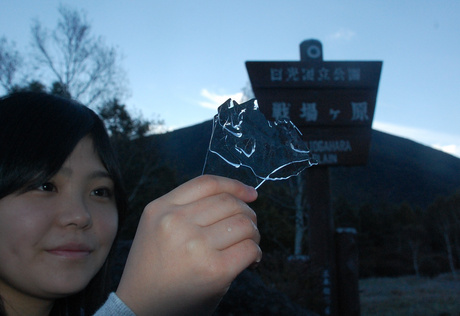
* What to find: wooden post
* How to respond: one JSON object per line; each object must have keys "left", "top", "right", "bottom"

{"left": 336, "top": 228, "right": 360, "bottom": 316}
{"left": 306, "top": 166, "right": 337, "bottom": 316}
{"left": 246, "top": 39, "right": 381, "bottom": 316}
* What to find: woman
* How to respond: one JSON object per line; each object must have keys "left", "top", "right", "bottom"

{"left": 0, "top": 92, "right": 261, "bottom": 315}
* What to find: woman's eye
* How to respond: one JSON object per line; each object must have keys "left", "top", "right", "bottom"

{"left": 91, "top": 188, "right": 113, "bottom": 198}
{"left": 38, "top": 182, "right": 56, "bottom": 192}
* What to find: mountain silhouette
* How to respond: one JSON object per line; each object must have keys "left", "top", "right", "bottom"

{"left": 147, "top": 120, "right": 460, "bottom": 209}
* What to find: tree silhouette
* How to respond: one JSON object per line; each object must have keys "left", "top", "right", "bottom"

{"left": 0, "top": 37, "right": 22, "bottom": 92}
{"left": 98, "top": 99, "right": 176, "bottom": 238}
{"left": 0, "top": 5, "right": 128, "bottom": 107}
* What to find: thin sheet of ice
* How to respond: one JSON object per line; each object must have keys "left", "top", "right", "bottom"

{"left": 202, "top": 99, "right": 317, "bottom": 189}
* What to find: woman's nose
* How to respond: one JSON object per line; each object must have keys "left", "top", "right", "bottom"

{"left": 56, "top": 195, "right": 92, "bottom": 229}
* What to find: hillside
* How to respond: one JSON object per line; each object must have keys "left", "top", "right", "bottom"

{"left": 331, "top": 130, "right": 460, "bottom": 208}
{"left": 147, "top": 120, "right": 460, "bottom": 209}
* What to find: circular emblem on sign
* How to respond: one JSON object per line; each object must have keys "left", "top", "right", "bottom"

{"left": 307, "top": 45, "right": 321, "bottom": 59}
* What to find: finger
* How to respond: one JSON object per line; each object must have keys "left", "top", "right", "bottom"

{"left": 204, "top": 213, "right": 260, "bottom": 251}
{"left": 185, "top": 193, "right": 257, "bottom": 227}
{"left": 163, "top": 175, "right": 257, "bottom": 206}
{"left": 217, "top": 239, "right": 262, "bottom": 279}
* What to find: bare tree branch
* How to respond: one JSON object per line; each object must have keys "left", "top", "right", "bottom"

{"left": 29, "top": 5, "right": 128, "bottom": 107}
{"left": 31, "top": 22, "right": 64, "bottom": 84}
{"left": 0, "top": 37, "right": 22, "bottom": 92}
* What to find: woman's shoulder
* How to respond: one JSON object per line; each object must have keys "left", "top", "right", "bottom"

{"left": 93, "top": 292, "right": 135, "bottom": 316}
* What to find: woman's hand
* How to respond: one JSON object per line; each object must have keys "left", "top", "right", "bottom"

{"left": 116, "top": 175, "right": 261, "bottom": 315}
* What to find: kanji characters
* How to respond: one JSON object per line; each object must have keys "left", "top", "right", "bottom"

{"left": 300, "top": 102, "right": 318, "bottom": 122}
{"left": 270, "top": 68, "right": 283, "bottom": 81}
{"left": 301, "top": 68, "right": 315, "bottom": 81}
{"left": 333, "top": 68, "right": 346, "bottom": 81}
{"left": 347, "top": 68, "right": 361, "bottom": 81}
{"left": 286, "top": 67, "right": 300, "bottom": 81}
{"left": 317, "top": 67, "right": 330, "bottom": 81}
{"left": 268, "top": 66, "right": 361, "bottom": 82}
{"left": 351, "top": 101, "right": 369, "bottom": 121}
{"left": 271, "top": 102, "right": 291, "bottom": 120}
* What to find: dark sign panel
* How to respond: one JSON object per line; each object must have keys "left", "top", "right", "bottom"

{"left": 299, "top": 127, "right": 372, "bottom": 165}
{"left": 246, "top": 43, "right": 382, "bottom": 166}
{"left": 253, "top": 89, "right": 379, "bottom": 127}
{"left": 246, "top": 61, "right": 382, "bottom": 89}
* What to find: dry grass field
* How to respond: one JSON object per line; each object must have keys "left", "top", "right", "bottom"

{"left": 359, "top": 273, "right": 460, "bottom": 316}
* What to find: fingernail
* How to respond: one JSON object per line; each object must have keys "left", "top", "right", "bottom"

{"left": 248, "top": 186, "right": 258, "bottom": 197}
{"left": 256, "top": 248, "right": 262, "bottom": 263}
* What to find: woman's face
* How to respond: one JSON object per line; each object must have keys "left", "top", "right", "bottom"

{"left": 0, "top": 136, "right": 118, "bottom": 303}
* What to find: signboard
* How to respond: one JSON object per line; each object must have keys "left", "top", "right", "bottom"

{"left": 300, "top": 127, "right": 372, "bottom": 165}
{"left": 245, "top": 61, "right": 381, "bottom": 89}
{"left": 246, "top": 40, "right": 382, "bottom": 166}
{"left": 252, "top": 88, "right": 378, "bottom": 127}
{"left": 245, "top": 40, "right": 380, "bottom": 316}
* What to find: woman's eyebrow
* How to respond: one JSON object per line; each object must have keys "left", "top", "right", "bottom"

{"left": 88, "top": 170, "right": 113, "bottom": 181}
{"left": 58, "top": 167, "right": 112, "bottom": 181}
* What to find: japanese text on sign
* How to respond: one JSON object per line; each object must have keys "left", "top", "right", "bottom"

{"left": 271, "top": 101, "right": 370, "bottom": 124}
{"left": 307, "top": 139, "right": 353, "bottom": 165}
{"left": 270, "top": 66, "right": 361, "bottom": 83}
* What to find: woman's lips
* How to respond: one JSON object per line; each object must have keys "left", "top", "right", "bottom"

{"left": 47, "top": 243, "right": 93, "bottom": 258}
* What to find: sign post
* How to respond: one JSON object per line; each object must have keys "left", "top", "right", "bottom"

{"left": 246, "top": 39, "right": 382, "bottom": 315}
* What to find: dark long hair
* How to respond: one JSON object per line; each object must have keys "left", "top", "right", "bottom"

{"left": 0, "top": 92, "right": 128, "bottom": 315}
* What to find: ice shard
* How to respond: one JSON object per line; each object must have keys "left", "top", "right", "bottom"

{"left": 202, "top": 99, "right": 317, "bottom": 189}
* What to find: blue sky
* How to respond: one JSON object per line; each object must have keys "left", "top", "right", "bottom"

{"left": 1, "top": 0, "right": 459, "bottom": 157}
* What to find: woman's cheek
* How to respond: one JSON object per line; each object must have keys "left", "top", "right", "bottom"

{"left": 94, "top": 205, "right": 119, "bottom": 246}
